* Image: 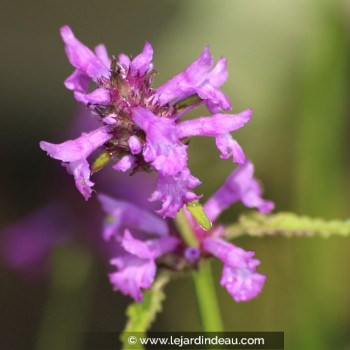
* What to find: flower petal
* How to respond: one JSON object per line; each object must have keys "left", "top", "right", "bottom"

{"left": 156, "top": 47, "right": 231, "bottom": 113}
{"left": 40, "top": 126, "right": 111, "bottom": 162}
{"left": 177, "top": 110, "right": 250, "bottom": 165}
{"left": 204, "top": 161, "right": 274, "bottom": 221}
{"left": 156, "top": 46, "right": 213, "bottom": 105}
{"left": 122, "top": 230, "right": 179, "bottom": 260}
{"left": 98, "top": 193, "right": 170, "bottom": 240}
{"left": 113, "top": 155, "right": 136, "bottom": 172}
{"left": 60, "top": 25, "right": 109, "bottom": 81}
{"left": 150, "top": 169, "right": 201, "bottom": 218}
{"left": 215, "top": 134, "right": 246, "bottom": 164}
{"left": 202, "top": 237, "right": 254, "bottom": 267}
{"left": 221, "top": 264, "right": 266, "bottom": 302}
{"left": 128, "top": 136, "right": 143, "bottom": 155}
{"left": 208, "top": 57, "right": 228, "bottom": 88}
{"left": 109, "top": 254, "right": 156, "bottom": 301}
{"left": 198, "top": 84, "right": 231, "bottom": 113}
{"left": 130, "top": 41, "right": 154, "bottom": 76}
{"left": 109, "top": 229, "right": 178, "bottom": 301}
{"left": 177, "top": 110, "right": 252, "bottom": 138}
{"left": 132, "top": 107, "right": 188, "bottom": 176}
{"left": 240, "top": 181, "right": 275, "bottom": 214}
{"left": 202, "top": 237, "right": 265, "bottom": 302}
{"left": 64, "top": 69, "right": 90, "bottom": 92}
{"left": 118, "top": 53, "right": 131, "bottom": 70}
{"left": 94, "top": 44, "right": 111, "bottom": 68}
{"left": 74, "top": 88, "right": 110, "bottom": 105}
{"left": 64, "top": 159, "right": 94, "bottom": 200}
{"left": 122, "top": 230, "right": 153, "bottom": 259}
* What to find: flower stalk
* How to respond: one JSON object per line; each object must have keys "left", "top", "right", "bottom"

{"left": 192, "top": 260, "right": 224, "bottom": 332}
{"left": 175, "top": 209, "right": 199, "bottom": 247}
{"left": 175, "top": 209, "right": 223, "bottom": 331}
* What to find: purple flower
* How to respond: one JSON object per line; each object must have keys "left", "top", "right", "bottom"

{"left": 37, "top": 26, "right": 277, "bottom": 305}
{"left": 40, "top": 126, "right": 112, "bottom": 200}
{"left": 177, "top": 110, "right": 251, "bottom": 164}
{"left": 98, "top": 158, "right": 274, "bottom": 301}
{"left": 60, "top": 25, "right": 109, "bottom": 85}
{"left": 99, "top": 194, "right": 179, "bottom": 300}
{"left": 186, "top": 162, "right": 274, "bottom": 302}
{"left": 202, "top": 237, "right": 266, "bottom": 302}
{"left": 74, "top": 88, "right": 111, "bottom": 105}
{"left": 41, "top": 25, "right": 253, "bottom": 218}
{"left": 109, "top": 230, "right": 179, "bottom": 301}
{"left": 113, "top": 155, "right": 136, "bottom": 172}
{"left": 131, "top": 106, "right": 251, "bottom": 214}
{"left": 150, "top": 169, "right": 201, "bottom": 218}
{"left": 204, "top": 161, "right": 275, "bottom": 222}
{"left": 40, "top": 126, "right": 111, "bottom": 162}
{"left": 156, "top": 46, "right": 230, "bottom": 113}
{"left": 128, "top": 136, "right": 142, "bottom": 155}
{"left": 131, "top": 107, "right": 188, "bottom": 176}
{"left": 3, "top": 106, "right": 162, "bottom": 284}
{"left": 98, "top": 193, "right": 169, "bottom": 240}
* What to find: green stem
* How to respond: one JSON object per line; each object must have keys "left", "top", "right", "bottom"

{"left": 175, "top": 209, "right": 199, "bottom": 247}
{"left": 175, "top": 210, "right": 223, "bottom": 331}
{"left": 192, "top": 260, "right": 224, "bottom": 332}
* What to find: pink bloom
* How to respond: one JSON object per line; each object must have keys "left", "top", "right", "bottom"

{"left": 150, "top": 169, "right": 201, "bottom": 218}
{"left": 98, "top": 193, "right": 169, "bottom": 240}
{"left": 156, "top": 47, "right": 230, "bottom": 113}
{"left": 177, "top": 109, "right": 251, "bottom": 164}
{"left": 41, "top": 25, "right": 253, "bottom": 218}
{"left": 204, "top": 161, "right": 275, "bottom": 222}
{"left": 202, "top": 237, "right": 266, "bottom": 302}
{"left": 60, "top": 25, "right": 109, "bottom": 83}
{"left": 186, "top": 162, "right": 274, "bottom": 302}
{"left": 99, "top": 195, "right": 179, "bottom": 301}
{"left": 131, "top": 107, "right": 188, "bottom": 176}
{"left": 40, "top": 126, "right": 112, "bottom": 200}
{"left": 109, "top": 230, "right": 179, "bottom": 301}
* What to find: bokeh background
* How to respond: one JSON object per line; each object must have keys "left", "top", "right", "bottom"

{"left": 1, "top": 0, "right": 350, "bottom": 349}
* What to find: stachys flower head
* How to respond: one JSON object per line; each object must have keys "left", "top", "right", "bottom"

{"left": 40, "top": 25, "right": 252, "bottom": 218}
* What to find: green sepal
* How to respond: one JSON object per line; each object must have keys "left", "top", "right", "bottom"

{"left": 174, "top": 94, "right": 201, "bottom": 112}
{"left": 120, "top": 273, "right": 170, "bottom": 350}
{"left": 186, "top": 201, "right": 212, "bottom": 231}
{"left": 225, "top": 212, "right": 350, "bottom": 239}
{"left": 91, "top": 151, "right": 111, "bottom": 173}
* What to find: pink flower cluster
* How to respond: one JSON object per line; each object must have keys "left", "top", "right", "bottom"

{"left": 39, "top": 26, "right": 275, "bottom": 303}
{"left": 40, "top": 26, "right": 251, "bottom": 218}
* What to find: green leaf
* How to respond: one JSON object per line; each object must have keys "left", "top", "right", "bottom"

{"left": 225, "top": 212, "right": 350, "bottom": 239}
{"left": 186, "top": 201, "right": 212, "bottom": 231}
{"left": 91, "top": 151, "right": 111, "bottom": 173}
{"left": 120, "top": 273, "right": 170, "bottom": 350}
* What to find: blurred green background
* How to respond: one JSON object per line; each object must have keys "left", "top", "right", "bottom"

{"left": 1, "top": 0, "right": 350, "bottom": 349}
